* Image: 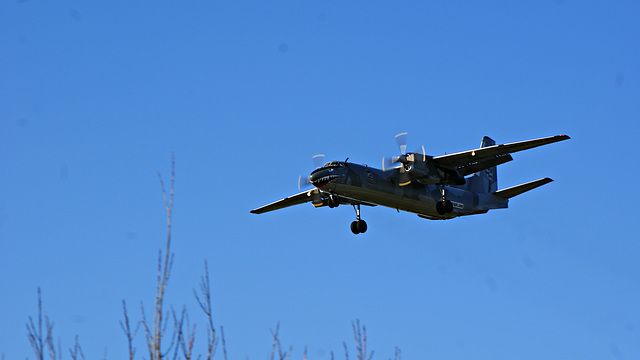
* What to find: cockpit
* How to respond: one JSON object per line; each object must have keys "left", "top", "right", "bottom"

{"left": 322, "top": 161, "right": 346, "bottom": 168}
{"left": 308, "top": 161, "right": 347, "bottom": 188}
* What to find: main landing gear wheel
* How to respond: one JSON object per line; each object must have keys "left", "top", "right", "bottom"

{"left": 436, "top": 184, "right": 454, "bottom": 215}
{"left": 351, "top": 204, "right": 367, "bottom": 234}
{"left": 436, "top": 200, "right": 453, "bottom": 215}
{"left": 351, "top": 220, "right": 367, "bottom": 234}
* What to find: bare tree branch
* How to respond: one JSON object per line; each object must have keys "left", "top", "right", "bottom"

{"left": 390, "top": 346, "right": 401, "bottom": 360}
{"left": 270, "top": 322, "right": 292, "bottom": 360}
{"left": 26, "top": 288, "right": 44, "bottom": 360}
{"left": 120, "top": 300, "right": 140, "bottom": 360}
{"left": 194, "top": 260, "right": 217, "bottom": 360}
{"left": 68, "top": 336, "right": 85, "bottom": 360}
{"left": 26, "top": 288, "right": 57, "bottom": 360}
{"left": 141, "top": 302, "right": 154, "bottom": 360}
{"left": 351, "top": 320, "right": 374, "bottom": 360}
{"left": 220, "top": 326, "right": 228, "bottom": 360}
{"left": 172, "top": 306, "right": 196, "bottom": 360}
{"left": 143, "top": 154, "right": 176, "bottom": 360}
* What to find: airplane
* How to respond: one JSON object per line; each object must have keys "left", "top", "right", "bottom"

{"left": 250, "top": 133, "right": 570, "bottom": 234}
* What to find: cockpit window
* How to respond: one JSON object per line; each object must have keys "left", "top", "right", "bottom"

{"left": 323, "top": 161, "right": 344, "bottom": 168}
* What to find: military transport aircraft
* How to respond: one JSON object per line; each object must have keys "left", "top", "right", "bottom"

{"left": 251, "top": 133, "right": 570, "bottom": 234}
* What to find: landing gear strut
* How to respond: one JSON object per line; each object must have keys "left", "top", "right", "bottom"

{"left": 350, "top": 204, "right": 367, "bottom": 234}
{"left": 436, "top": 184, "right": 453, "bottom": 215}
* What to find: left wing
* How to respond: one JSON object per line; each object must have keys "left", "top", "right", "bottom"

{"left": 250, "top": 190, "right": 315, "bottom": 214}
{"left": 432, "top": 135, "right": 570, "bottom": 172}
{"left": 251, "top": 189, "right": 376, "bottom": 214}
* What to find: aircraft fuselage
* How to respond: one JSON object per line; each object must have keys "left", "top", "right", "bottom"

{"left": 310, "top": 162, "right": 506, "bottom": 220}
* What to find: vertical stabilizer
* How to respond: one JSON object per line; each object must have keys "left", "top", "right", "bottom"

{"left": 474, "top": 136, "right": 498, "bottom": 193}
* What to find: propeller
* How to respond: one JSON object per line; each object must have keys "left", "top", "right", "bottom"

{"left": 298, "top": 154, "right": 326, "bottom": 189}
{"left": 395, "top": 132, "right": 408, "bottom": 154}
{"left": 312, "top": 154, "right": 325, "bottom": 169}
{"left": 382, "top": 133, "right": 426, "bottom": 186}
{"left": 298, "top": 175, "right": 311, "bottom": 190}
{"left": 382, "top": 133, "right": 407, "bottom": 171}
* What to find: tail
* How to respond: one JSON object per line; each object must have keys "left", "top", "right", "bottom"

{"left": 493, "top": 178, "right": 553, "bottom": 199}
{"left": 465, "top": 136, "right": 498, "bottom": 193}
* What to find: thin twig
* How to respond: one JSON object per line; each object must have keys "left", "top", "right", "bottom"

{"left": 140, "top": 302, "right": 154, "bottom": 360}
{"left": 68, "top": 336, "right": 85, "bottom": 360}
{"left": 220, "top": 326, "right": 228, "bottom": 360}
{"left": 26, "top": 287, "right": 45, "bottom": 360}
{"left": 120, "top": 300, "right": 140, "bottom": 360}
{"left": 194, "top": 260, "right": 217, "bottom": 360}
{"left": 269, "top": 322, "right": 292, "bottom": 360}
{"left": 343, "top": 341, "right": 349, "bottom": 360}
{"left": 147, "top": 154, "right": 176, "bottom": 360}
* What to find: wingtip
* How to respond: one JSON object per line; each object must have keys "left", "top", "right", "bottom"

{"left": 559, "top": 134, "right": 571, "bottom": 140}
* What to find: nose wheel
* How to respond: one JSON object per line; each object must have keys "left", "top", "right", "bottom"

{"left": 351, "top": 204, "right": 367, "bottom": 234}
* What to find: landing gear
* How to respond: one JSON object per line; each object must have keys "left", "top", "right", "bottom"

{"left": 436, "top": 200, "right": 453, "bottom": 215}
{"left": 351, "top": 204, "right": 367, "bottom": 234}
{"left": 436, "top": 184, "right": 454, "bottom": 215}
{"left": 328, "top": 194, "right": 340, "bottom": 208}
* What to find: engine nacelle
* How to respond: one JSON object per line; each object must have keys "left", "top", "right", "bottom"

{"left": 408, "top": 155, "right": 466, "bottom": 185}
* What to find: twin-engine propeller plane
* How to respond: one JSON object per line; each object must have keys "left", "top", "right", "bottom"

{"left": 251, "top": 133, "right": 570, "bottom": 234}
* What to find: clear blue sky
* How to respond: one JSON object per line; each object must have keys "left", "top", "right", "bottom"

{"left": 1, "top": 1, "right": 638, "bottom": 359}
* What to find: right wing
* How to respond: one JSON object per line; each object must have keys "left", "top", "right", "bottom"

{"left": 250, "top": 190, "right": 315, "bottom": 214}
{"left": 432, "top": 135, "right": 570, "bottom": 172}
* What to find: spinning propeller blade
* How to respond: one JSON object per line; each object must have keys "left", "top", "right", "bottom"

{"left": 299, "top": 154, "right": 326, "bottom": 189}
{"left": 298, "top": 175, "right": 311, "bottom": 190}
{"left": 383, "top": 132, "right": 423, "bottom": 185}
{"left": 382, "top": 132, "right": 411, "bottom": 172}
{"left": 312, "top": 154, "right": 325, "bottom": 169}
{"left": 382, "top": 156, "right": 400, "bottom": 172}
{"left": 395, "top": 132, "right": 408, "bottom": 154}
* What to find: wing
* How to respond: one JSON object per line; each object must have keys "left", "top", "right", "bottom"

{"left": 432, "top": 135, "right": 570, "bottom": 173}
{"left": 250, "top": 189, "right": 377, "bottom": 214}
{"left": 250, "top": 190, "right": 315, "bottom": 214}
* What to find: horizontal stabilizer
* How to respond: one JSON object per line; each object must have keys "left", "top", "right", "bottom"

{"left": 493, "top": 178, "right": 553, "bottom": 199}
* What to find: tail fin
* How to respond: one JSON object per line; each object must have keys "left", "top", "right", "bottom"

{"left": 477, "top": 136, "right": 498, "bottom": 192}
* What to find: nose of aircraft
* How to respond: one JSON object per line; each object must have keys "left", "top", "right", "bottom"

{"left": 309, "top": 168, "right": 343, "bottom": 188}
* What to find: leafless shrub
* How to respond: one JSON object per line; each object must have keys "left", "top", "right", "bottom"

{"left": 25, "top": 156, "right": 400, "bottom": 360}
{"left": 194, "top": 260, "right": 218, "bottom": 360}
{"left": 68, "top": 336, "right": 84, "bottom": 360}
{"left": 270, "top": 322, "right": 292, "bottom": 360}
{"left": 137, "top": 155, "right": 228, "bottom": 360}
{"left": 140, "top": 154, "right": 177, "bottom": 360}
{"left": 389, "top": 347, "right": 401, "bottom": 360}
{"left": 352, "top": 320, "right": 374, "bottom": 360}
{"left": 26, "top": 287, "right": 62, "bottom": 360}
